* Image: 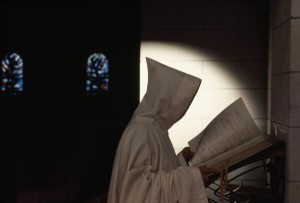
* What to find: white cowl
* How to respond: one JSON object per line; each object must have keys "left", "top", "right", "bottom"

{"left": 107, "top": 58, "right": 208, "bottom": 203}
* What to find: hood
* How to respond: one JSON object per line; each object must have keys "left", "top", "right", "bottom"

{"left": 133, "top": 58, "right": 201, "bottom": 130}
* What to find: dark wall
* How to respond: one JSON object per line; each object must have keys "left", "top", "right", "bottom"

{"left": 0, "top": 0, "right": 140, "bottom": 202}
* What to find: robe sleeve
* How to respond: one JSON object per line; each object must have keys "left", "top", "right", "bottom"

{"left": 176, "top": 151, "right": 188, "bottom": 166}
{"left": 115, "top": 126, "right": 208, "bottom": 203}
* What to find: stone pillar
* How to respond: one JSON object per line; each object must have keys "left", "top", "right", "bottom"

{"left": 270, "top": 0, "right": 300, "bottom": 202}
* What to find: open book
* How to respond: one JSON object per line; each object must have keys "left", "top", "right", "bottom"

{"left": 181, "top": 97, "right": 274, "bottom": 169}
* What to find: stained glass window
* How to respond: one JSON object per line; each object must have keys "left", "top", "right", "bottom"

{"left": 86, "top": 53, "right": 109, "bottom": 95}
{"left": 1, "top": 53, "right": 24, "bottom": 96}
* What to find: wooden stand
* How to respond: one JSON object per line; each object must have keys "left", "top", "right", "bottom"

{"left": 206, "top": 139, "right": 285, "bottom": 203}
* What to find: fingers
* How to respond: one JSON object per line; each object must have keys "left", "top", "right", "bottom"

{"left": 182, "top": 147, "right": 195, "bottom": 164}
{"left": 182, "top": 147, "right": 194, "bottom": 156}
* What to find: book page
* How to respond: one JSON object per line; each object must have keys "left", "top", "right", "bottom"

{"left": 200, "top": 135, "right": 271, "bottom": 168}
{"left": 189, "top": 97, "right": 261, "bottom": 167}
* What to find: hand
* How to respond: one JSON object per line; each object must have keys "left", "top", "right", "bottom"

{"left": 181, "top": 147, "right": 194, "bottom": 165}
{"left": 199, "top": 165, "right": 220, "bottom": 187}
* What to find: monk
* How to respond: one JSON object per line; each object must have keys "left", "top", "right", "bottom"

{"left": 108, "top": 57, "right": 218, "bottom": 203}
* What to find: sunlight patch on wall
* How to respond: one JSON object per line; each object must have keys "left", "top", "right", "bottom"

{"left": 140, "top": 41, "right": 265, "bottom": 152}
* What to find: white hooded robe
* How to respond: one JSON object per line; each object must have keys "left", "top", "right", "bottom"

{"left": 107, "top": 58, "right": 208, "bottom": 203}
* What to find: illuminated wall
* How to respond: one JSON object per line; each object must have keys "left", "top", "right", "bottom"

{"left": 140, "top": 0, "right": 269, "bottom": 154}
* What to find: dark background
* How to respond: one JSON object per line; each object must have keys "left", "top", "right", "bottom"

{"left": 0, "top": 0, "right": 140, "bottom": 202}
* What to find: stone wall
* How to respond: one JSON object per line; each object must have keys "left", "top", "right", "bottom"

{"left": 271, "top": 0, "right": 300, "bottom": 202}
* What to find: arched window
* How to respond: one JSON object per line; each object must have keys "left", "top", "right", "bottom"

{"left": 1, "top": 53, "right": 24, "bottom": 95}
{"left": 86, "top": 53, "right": 109, "bottom": 95}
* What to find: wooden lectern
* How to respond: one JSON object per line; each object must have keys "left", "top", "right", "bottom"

{"left": 206, "top": 139, "right": 285, "bottom": 203}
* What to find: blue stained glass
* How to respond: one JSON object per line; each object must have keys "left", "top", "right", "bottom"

{"left": 1, "top": 53, "right": 24, "bottom": 95}
{"left": 86, "top": 53, "right": 109, "bottom": 95}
